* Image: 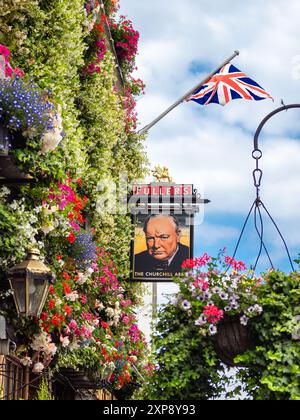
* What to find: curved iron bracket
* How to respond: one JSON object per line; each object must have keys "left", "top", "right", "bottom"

{"left": 253, "top": 103, "right": 300, "bottom": 151}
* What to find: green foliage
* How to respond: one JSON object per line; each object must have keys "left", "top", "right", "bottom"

{"left": 145, "top": 270, "right": 300, "bottom": 400}
{"left": 145, "top": 304, "right": 225, "bottom": 400}
{"left": 35, "top": 379, "right": 55, "bottom": 401}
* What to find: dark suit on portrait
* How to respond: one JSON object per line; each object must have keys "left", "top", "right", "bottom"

{"left": 134, "top": 243, "right": 190, "bottom": 274}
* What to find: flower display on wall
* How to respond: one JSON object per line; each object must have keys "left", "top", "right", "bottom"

{"left": 0, "top": 0, "right": 150, "bottom": 400}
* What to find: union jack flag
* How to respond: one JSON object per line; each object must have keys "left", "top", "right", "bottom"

{"left": 188, "top": 64, "right": 273, "bottom": 106}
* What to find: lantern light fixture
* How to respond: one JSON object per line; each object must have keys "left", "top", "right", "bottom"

{"left": 8, "top": 249, "right": 55, "bottom": 318}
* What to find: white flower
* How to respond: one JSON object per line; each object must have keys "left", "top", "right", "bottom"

{"left": 41, "top": 224, "right": 55, "bottom": 235}
{"left": 69, "top": 341, "right": 80, "bottom": 351}
{"left": 253, "top": 304, "right": 263, "bottom": 314}
{"left": 105, "top": 307, "right": 115, "bottom": 318}
{"left": 224, "top": 306, "right": 231, "bottom": 312}
{"left": 208, "top": 325, "right": 218, "bottom": 336}
{"left": 77, "top": 272, "right": 88, "bottom": 285}
{"left": 230, "top": 302, "right": 240, "bottom": 310}
{"left": 46, "top": 343, "right": 57, "bottom": 357}
{"left": 212, "top": 287, "right": 222, "bottom": 294}
{"left": 246, "top": 306, "right": 255, "bottom": 314}
{"left": 20, "top": 357, "right": 32, "bottom": 367}
{"left": 95, "top": 300, "right": 104, "bottom": 310}
{"left": 240, "top": 315, "right": 249, "bottom": 326}
{"left": 86, "top": 267, "right": 94, "bottom": 275}
{"left": 66, "top": 291, "right": 79, "bottom": 302}
{"left": 60, "top": 336, "right": 70, "bottom": 348}
{"left": 32, "top": 362, "right": 45, "bottom": 374}
{"left": 170, "top": 297, "right": 178, "bottom": 305}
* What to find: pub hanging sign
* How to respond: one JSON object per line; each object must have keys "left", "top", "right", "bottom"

{"left": 129, "top": 183, "right": 207, "bottom": 283}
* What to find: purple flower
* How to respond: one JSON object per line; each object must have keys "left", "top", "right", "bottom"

{"left": 240, "top": 315, "right": 249, "bottom": 326}
{"left": 182, "top": 300, "right": 191, "bottom": 311}
{"left": 209, "top": 325, "right": 218, "bottom": 336}
{"left": 195, "top": 315, "right": 207, "bottom": 327}
{"left": 219, "top": 292, "right": 229, "bottom": 300}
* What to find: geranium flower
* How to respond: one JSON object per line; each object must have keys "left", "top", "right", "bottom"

{"left": 203, "top": 305, "right": 224, "bottom": 324}
{"left": 67, "top": 231, "right": 76, "bottom": 244}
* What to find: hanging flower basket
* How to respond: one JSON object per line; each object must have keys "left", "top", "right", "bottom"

{"left": 0, "top": 124, "right": 13, "bottom": 155}
{"left": 0, "top": 124, "right": 33, "bottom": 184}
{"left": 213, "top": 315, "right": 256, "bottom": 367}
{"left": 58, "top": 367, "right": 113, "bottom": 390}
{"left": 0, "top": 47, "right": 64, "bottom": 155}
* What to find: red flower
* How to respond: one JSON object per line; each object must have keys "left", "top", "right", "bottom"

{"left": 67, "top": 231, "right": 76, "bottom": 244}
{"left": 63, "top": 282, "right": 71, "bottom": 295}
{"left": 56, "top": 255, "right": 63, "bottom": 261}
{"left": 101, "top": 321, "right": 109, "bottom": 329}
{"left": 51, "top": 314, "right": 61, "bottom": 327}
{"left": 119, "top": 375, "right": 124, "bottom": 387}
{"left": 40, "top": 312, "right": 48, "bottom": 321}
{"left": 49, "top": 285, "right": 55, "bottom": 295}
{"left": 49, "top": 299, "right": 55, "bottom": 311}
{"left": 203, "top": 305, "right": 224, "bottom": 324}
{"left": 63, "top": 305, "right": 72, "bottom": 316}
{"left": 67, "top": 212, "right": 75, "bottom": 221}
{"left": 63, "top": 272, "right": 71, "bottom": 281}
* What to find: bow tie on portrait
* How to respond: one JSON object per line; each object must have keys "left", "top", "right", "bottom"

{"left": 155, "top": 260, "right": 169, "bottom": 270}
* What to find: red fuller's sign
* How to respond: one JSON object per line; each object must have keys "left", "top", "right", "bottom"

{"left": 133, "top": 184, "right": 193, "bottom": 196}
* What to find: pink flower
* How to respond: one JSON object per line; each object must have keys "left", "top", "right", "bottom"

{"left": 120, "top": 300, "right": 132, "bottom": 308}
{"left": 122, "top": 316, "right": 130, "bottom": 325}
{"left": 224, "top": 256, "right": 247, "bottom": 271}
{"left": 70, "top": 221, "right": 80, "bottom": 232}
{"left": 91, "top": 263, "right": 98, "bottom": 271}
{"left": 0, "top": 45, "right": 11, "bottom": 57}
{"left": 59, "top": 199, "right": 68, "bottom": 210}
{"left": 193, "top": 279, "right": 210, "bottom": 291}
{"left": 69, "top": 320, "right": 77, "bottom": 330}
{"left": 13, "top": 67, "right": 25, "bottom": 78}
{"left": 81, "top": 295, "right": 87, "bottom": 304}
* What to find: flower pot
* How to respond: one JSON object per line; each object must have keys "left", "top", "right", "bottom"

{"left": 0, "top": 125, "right": 13, "bottom": 155}
{"left": 0, "top": 154, "right": 34, "bottom": 185}
{"left": 58, "top": 368, "right": 103, "bottom": 390}
{"left": 213, "top": 315, "right": 256, "bottom": 367}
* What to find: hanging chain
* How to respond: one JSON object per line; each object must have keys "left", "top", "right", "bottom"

{"left": 252, "top": 148, "right": 263, "bottom": 203}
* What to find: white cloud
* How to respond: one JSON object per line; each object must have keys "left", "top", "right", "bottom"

{"left": 121, "top": 0, "right": 300, "bottom": 265}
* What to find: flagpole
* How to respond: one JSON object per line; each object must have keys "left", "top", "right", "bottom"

{"left": 138, "top": 50, "right": 240, "bottom": 136}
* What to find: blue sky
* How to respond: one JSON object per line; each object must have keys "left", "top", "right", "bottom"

{"left": 120, "top": 1, "right": 300, "bottom": 298}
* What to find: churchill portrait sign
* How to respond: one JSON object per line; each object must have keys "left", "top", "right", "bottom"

{"left": 129, "top": 183, "right": 197, "bottom": 282}
{"left": 131, "top": 213, "right": 193, "bottom": 282}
